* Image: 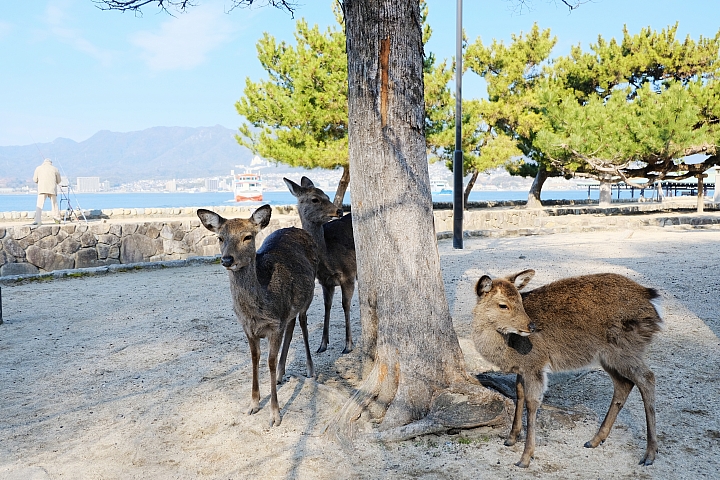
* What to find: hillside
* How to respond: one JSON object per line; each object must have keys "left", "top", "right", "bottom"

{"left": 0, "top": 126, "right": 255, "bottom": 187}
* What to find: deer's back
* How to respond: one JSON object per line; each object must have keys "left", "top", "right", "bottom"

{"left": 250, "top": 227, "right": 319, "bottom": 322}
{"left": 521, "top": 273, "right": 662, "bottom": 371}
{"left": 318, "top": 213, "right": 356, "bottom": 283}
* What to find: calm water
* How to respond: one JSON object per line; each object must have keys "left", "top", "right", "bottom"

{"left": 0, "top": 188, "right": 646, "bottom": 212}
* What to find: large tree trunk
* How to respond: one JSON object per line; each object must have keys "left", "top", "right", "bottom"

{"left": 334, "top": 0, "right": 503, "bottom": 433}
{"left": 464, "top": 170, "right": 479, "bottom": 208}
{"left": 333, "top": 164, "right": 351, "bottom": 207}
{"left": 526, "top": 168, "right": 547, "bottom": 208}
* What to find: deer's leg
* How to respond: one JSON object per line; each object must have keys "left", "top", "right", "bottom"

{"left": 340, "top": 280, "right": 355, "bottom": 354}
{"left": 267, "top": 330, "right": 283, "bottom": 427}
{"left": 317, "top": 283, "right": 335, "bottom": 353}
{"left": 586, "top": 365, "right": 634, "bottom": 449}
{"left": 277, "top": 318, "right": 296, "bottom": 383}
{"left": 516, "top": 371, "right": 545, "bottom": 468}
{"left": 298, "top": 311, "right": 315, "bottom": 378}
{"left": 614, "top": 361, "right": 657, "bottom": 466}
{"left": 505, "top": 373, "right": 524, "bottom": 446}
{"left": 247, "top": 336, "right": 261, "bottom": 415}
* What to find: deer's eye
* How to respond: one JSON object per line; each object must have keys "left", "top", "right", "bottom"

{"left": 311, "top": 197, "right": 319, "bottom": 203}
{"left": 242, "top": 234, "right": 252, "bottom": 243}
{"left": 499, "top": 303, "right": 509, "bottom": 310}
{"left": 217, "top": 236, "right": 223, "bottom": 243}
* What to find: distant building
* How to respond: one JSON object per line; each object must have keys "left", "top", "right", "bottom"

{"left": 76, "top": 177, "right": 101, "bottom": 193}
{"left": 205, "top": 178, "right": 220, "bottom": 192}
{"left": 165, "top": 179, "right": 177, "bottom": 192}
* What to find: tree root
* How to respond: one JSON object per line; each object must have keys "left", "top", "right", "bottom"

{"left": 371, "top": 382, "right": 511, "bottom": 442}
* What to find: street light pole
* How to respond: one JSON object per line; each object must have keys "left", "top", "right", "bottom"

{"left": 453, "top": 0, "right": 464, "bottom": 249}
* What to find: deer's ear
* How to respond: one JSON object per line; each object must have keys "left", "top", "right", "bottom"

{"left": 284, "top": 177, "right": 302, "bottom": 197}
{"left": 197, "top": 209, "right": 224, "bottom": 233}
{"left": 508, "top": 269, "right": 535, "bottom": 291}
{"left": 476, "top": 276, "right": 493, "bottom": 296}
{"left": 300, "top": 176, "right": 315, "bottom": 188}
{"left": 251, "top": 204, "right": 272, "bottom": 229}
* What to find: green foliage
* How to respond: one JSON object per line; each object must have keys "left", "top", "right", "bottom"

{"left": 237, "top": 1, "right": 456, "bottom": 179}
{"left": 236, "top": 5, "right": 348, "bottom": 170}
{"left": 464, "top": 24, "right": 557, "bottom": 173}
{"left": 544, "top": 23, "right": 720, "bottom": 182}
{"left": 466, "top": 21, "right": 720, "bottom": 191}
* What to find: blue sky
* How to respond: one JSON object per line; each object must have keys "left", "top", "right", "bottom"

{"left": 1, "top": 0, "right": 717, "bottom": 147}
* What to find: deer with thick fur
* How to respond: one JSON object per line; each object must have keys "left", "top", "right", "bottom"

{"left": 284, "top": 176, "right": 357, "bottom": 354}
{"left": 197, "top": 205, "right": 318, "bottom": 427}
{"left": 472, "top": 270, "right": 662, "bottom": 468}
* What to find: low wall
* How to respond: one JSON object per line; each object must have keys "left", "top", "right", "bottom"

{"left": 0, "top": 206, "right": 300, "bottom": 277}
{"left": 1, "top": 201, "right": 719, "bottom": 279}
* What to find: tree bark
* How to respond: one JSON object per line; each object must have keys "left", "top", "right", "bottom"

{"left": 333, "top": 164, "right": 351, "bottom": 207}
{"left": 339, "top": 0, "right": 474, "bottom": 430}
{"left": 598, "top": 177, "right": 612, "bottom": 207}
{"left": 526, "top": 168, "right": 547, "bottom": 208}
{"left": 697, "top": 174, "right": 706, "bottom": 213}
{"left": 464, "top": 170, "right": 479, "bottom": 208}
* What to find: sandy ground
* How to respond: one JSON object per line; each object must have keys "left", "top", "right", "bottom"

{"left": 1, "top": 224, "right": 719, "bottom": 479}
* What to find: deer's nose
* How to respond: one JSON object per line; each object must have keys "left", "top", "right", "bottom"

{"left": 528, "top": 322, "right": 537, "bottom": 333}
{"left": 221, "top": 256, "right": 233, "bottom": 268}
{"left": 335, "top": 208, "right": 343, "bottom": 217}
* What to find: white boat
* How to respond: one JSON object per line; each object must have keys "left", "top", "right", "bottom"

{"left": 233, "top": 171, "right": 263, "bottom": 202}
{"left": 431, "top": 180, "right": 452, "bottom": 195}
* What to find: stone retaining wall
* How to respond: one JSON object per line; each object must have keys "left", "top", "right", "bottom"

{"left": 2, "top": 202, "right": 719, "bottom": 278}
{"left": 0, "top": 207, "right": 300, "bottom": 277}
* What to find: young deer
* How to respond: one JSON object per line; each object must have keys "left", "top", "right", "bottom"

{"left": 197, "top": 205, "right": 318, "bottom": 427}
{"left": 284, "top": 176, "right": 357, "bottom": 354}
{"left": 472, "top": 270, "right": 662, "bottom": 468}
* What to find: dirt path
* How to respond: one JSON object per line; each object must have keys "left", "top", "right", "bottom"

{"left": 1, "top": 226, "right": 719, "bottom": 479}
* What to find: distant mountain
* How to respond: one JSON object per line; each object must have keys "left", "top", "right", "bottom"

{"left": 0, "top": 125, "right": 257, "bottom": 187}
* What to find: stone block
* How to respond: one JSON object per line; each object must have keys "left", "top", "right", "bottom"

{"left": 160, "top": 224, "right": 174, "bottom": 240}
{"left": 57, "top": 237, "right": 81, "bottom": 255}
{"left": 79, "top": 231, "right": 98, "bottom": 248}
{"left": 109, "top": 224, "right": 122, "bottom": 236}
{"left": 97, "top": 234, "right": 119, "bottom": 246}
{"left": 146, "top": 223, "right": 162, "bottom": 239}
{"left": 38, "top": 235, "right": 59, "bottom": 250}
{"left": 3, "top": 237, "right": 26, "bottom": 259}
{"left": 91, "top": 223, "right": 111, "bottom": 235}
{"left": 120, "top": 234, "right": 157, "bottom": 264}
{"left": 75, "top": 248, "right": 99, "bottom": 269}
{"left": 1, "top": 262, "right": 39, "bottom": 276}
{"left": 97, "top": 243, "right": 111, "bottom": 260}
{"left": 12, "top": 225, "right": 32, "bottom": 240}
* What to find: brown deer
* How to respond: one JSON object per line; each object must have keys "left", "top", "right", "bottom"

{"left": 197, "top": 205, "right": 318, "bottom": 427}
{"left": 284, "top": 176, "right": 357, "bottom": 354}
{"left": 472, "top": 270, "right": 662, "bottom": 468}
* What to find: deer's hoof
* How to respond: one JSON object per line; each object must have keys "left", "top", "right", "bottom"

{"left": 514, "top": 460, "right": 530, "bottom": 468}
{"left": 341, "top": 345, "right": 353, "bottom": 354}
{"left": 316, "top": 345, "right": 328, "bottom": 354}
{"left": 504, "top": 438, "right": 517, "bottom": 447}
{"left": 247, "top": 404, "right": 260, "bottom": 415}
{"left": 269, "top": 413, "right": 282, "bottom": 428}
{"left": 639, "top": 451, "right": 656, "bottom": 466}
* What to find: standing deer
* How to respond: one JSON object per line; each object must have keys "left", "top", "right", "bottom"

{"left": 472, "top": 270, "right": 662, "bottom": 468}
{"left": 284, "top": 177, "right": 357, "bottom": 354}
{"left": 197, "top": 205, "right": 318, "bottom": 427}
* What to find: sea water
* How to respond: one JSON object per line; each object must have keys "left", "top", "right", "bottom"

{"left": 0, "top": 188, "right": 643, "bottom": 213}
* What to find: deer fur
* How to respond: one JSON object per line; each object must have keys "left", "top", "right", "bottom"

{"left": 197, "top": 205, "right": 318, "bottom": 427}
{"left": 472, "top": 270, "right": 662, "bottom": 468}
{"left": 284, "top": 176, "right": 357, "bottom": 354}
